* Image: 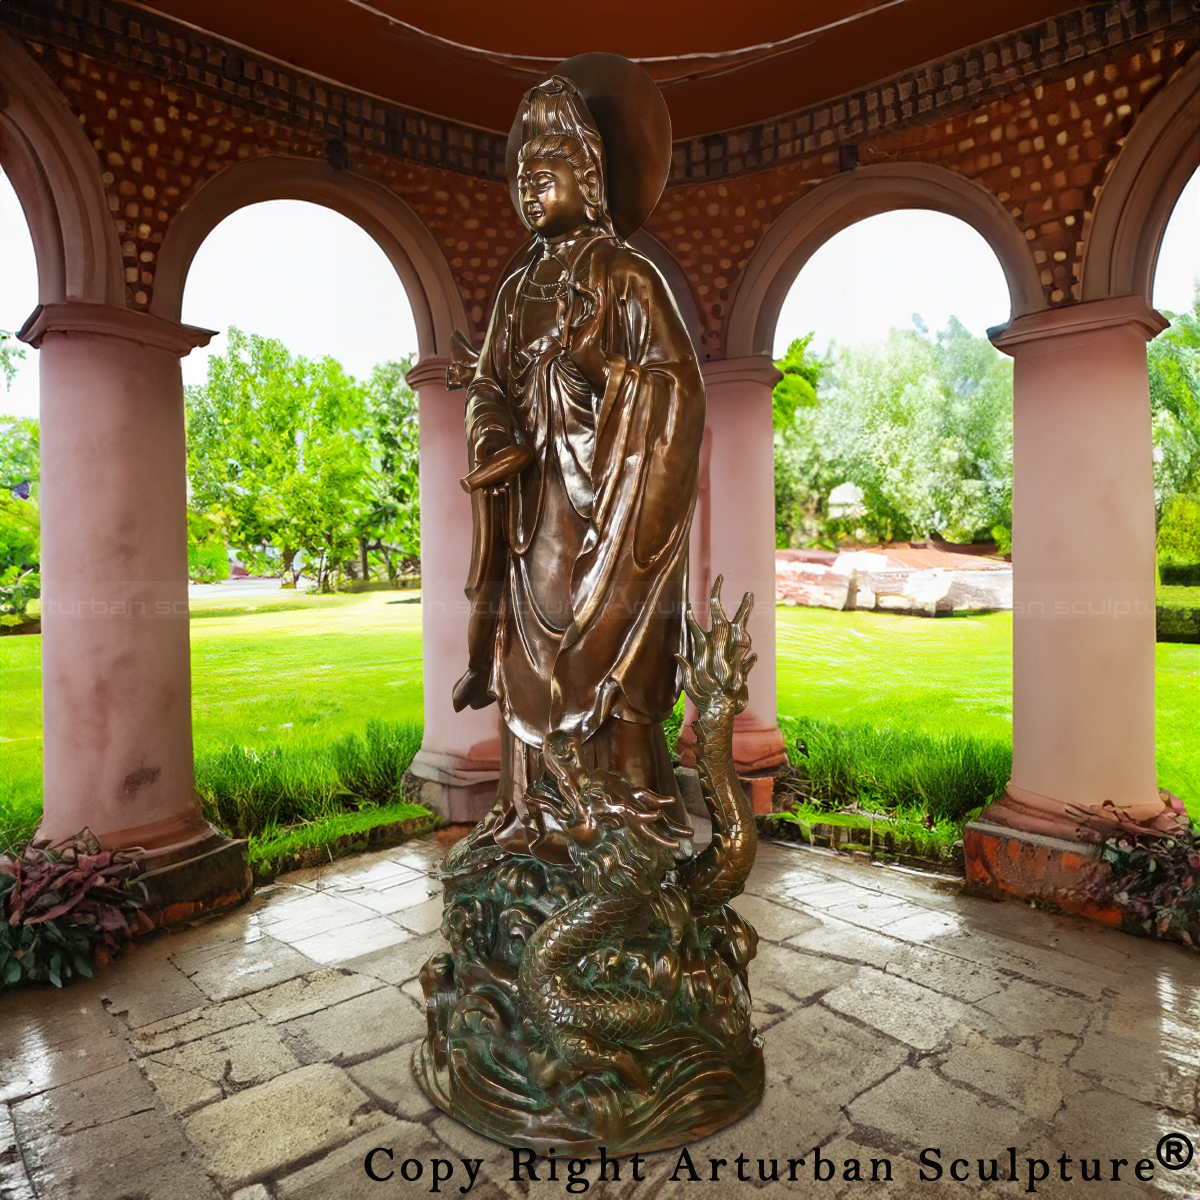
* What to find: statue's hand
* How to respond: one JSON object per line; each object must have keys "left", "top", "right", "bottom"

{"left": 562, "top": 280, "right": 608, "bottom": 392}
{"left": 470, "top": 425, "right": 514, "bottom": 471}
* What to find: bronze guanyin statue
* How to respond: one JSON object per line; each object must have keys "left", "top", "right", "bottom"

{"left": 412, "top": 52, "right": 764, "bottom": 1155}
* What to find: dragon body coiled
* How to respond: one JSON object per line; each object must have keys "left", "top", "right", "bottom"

{"left": 414, "top": 579, "right": 765, "bottom": 1153}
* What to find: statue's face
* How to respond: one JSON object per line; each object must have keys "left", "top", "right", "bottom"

{"left": 517, "top": 156, "right": 588, "bottom": 238}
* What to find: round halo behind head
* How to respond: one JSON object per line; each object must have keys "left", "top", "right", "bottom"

{"left": 508, "top": 52, "right": 672, "bottom": 241}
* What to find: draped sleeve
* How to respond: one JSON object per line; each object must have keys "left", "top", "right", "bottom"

{"left": 549, "top": 244, "right": 705, "bottom": 738}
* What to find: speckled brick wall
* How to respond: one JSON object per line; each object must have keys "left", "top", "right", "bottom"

{"left": 6, "top": 1, "right": 1196, "bottom": 355}
{"left": 21, "top": 40, "right": 526, "bottom": 339}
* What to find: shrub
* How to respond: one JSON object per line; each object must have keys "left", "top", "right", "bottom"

{"left": 0, "top": 831, "right": 153, "bottom": 989}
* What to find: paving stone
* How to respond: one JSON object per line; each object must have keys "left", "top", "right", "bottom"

{"left": 823, "top": 966, "right": 971, "bottom": 1050}
{"left": 1067, "top": 1023, "right": 1199, "bottom": 1112}
{"left": 936, "top": 1036, "right": 1089, "bottom": 1119}
{"left": 0, "top": 995, "right": 131, "bottom": 1103}
{"left": 276, "top": 1117, "right": 448, "bottom": 1199}
{"left": 182, "top": 1063, "right": 390, "bottom": 1188}
{"left": 646, "top": 1112, "right": 860, "bottom": 1196}
{"left": 341, "top": 931, "right": 448, "bottom": 986}
{"left": 12, "top": 826, "right": 1200, "bottom": 1199}
{"left": 97, "top": 947, "right": 208, "bottom": 1028}
{"left": 749, "top": 978, "right": 799, "bottom": 1033}
{"left": 912, "top": 929, "right": 1115, "bottom": 1000}
{"left": 336, "top": 875, "right": 440, "bottom": 915}
{"left": 231, "top": 1186, "right": 272, "bottom": 1200}
{"left": 128, "top": 998, "right": 260, "bottom": 1055}
{"left": 0, "top": 1102, "right": 35, "bottom": 1200}
{"left": 824, "top": 890, "right": 929, "bottom": 927}
{"left": 18, "top": 1107, "right": 221, "bottom": 1200}
{"left": 140, "top": 1021, "right": 300, "bottom": 1114}
{"left": 729, "top": 892, "right": 824, "bottom": 940}
{"left": 245, "top": 967, "right": 384, "bottom": 1023}
{"left": 877, "top": 908, "right": 964, "bottom": 941}
{"left": 11, "top": 1062, "right": 157, "bottom": 1144}
{"left": 390, "top": 897, "right": 447, "bottom": 935}
{"left": 752, "top": 940, "right": 860, "bottom": 1001}
{"left": 427, "top": 1117, "right": 527, "bottom": 1200}
{"left": 783, "top": 880, "right": 868, "bottom": 910}
{"left": 1050, "top": 1087, "right": 1200, "bottom": 1197}
{"left": 847, "top": 1060, "right": 1038, "bottom": 1155}
{"left": 330, "top": 857, "right": 426, "bottom": 889}
{"left": 971, "top": 977, "right": 1094, "bottom": 1042}
{"left": 765, "top": 1003, "right": 909, "bottom": 1120}
{"left": 883, "top": 946, "right": 1006, "bottom": 1004}
{"left": 287, "top": 917, "right": 409, "bottom": 964}
{"left": 280, "top": 985, "right": 426, "bottom": 1065}
{"left": 256, "top": 889, "right": 382, "bottom": 942}
{"left": 171, "top": 935, "right": 316, "bottom": 1001}
{"left": 345, "top": 1046, "right": 439, "bottom": 1121}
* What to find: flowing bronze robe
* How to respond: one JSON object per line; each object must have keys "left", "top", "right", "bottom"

{"left": 461, "top": 235, "right": 704, "bottom": 813}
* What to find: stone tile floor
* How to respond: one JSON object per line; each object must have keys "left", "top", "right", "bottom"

{"left": 2, "top": 826, "right": 1198, "bottom": 1199}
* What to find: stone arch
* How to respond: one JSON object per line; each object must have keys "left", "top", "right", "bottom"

{"left": 724, "top": 162, "right": 1044, "bottom": 359}
{"left": 0, "top": 30, "right": 124, "bottom": 313}
{"left": 1080, "top": 53, "right": 1200, "bottom": 305}
{"left": 153, "top": 156, "right": 467, "bottom": 359}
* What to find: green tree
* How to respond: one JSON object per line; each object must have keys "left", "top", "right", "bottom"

{"left": 0, "top": 331, "right": 26, "bottom": 393}
{"left": 186, "top": 328, "right": 378, "bottom": 589}
{"left": 1148, "top": 299, "right": 1200, "bottom": 520}
{"left": 773, "top": 317, "right": 1013, "bottom": 547}
{"left": 0, "top": 415, "right": 38, "bottom": 494}
{"left": 0, "top": 414, "right": 40, "bottom": 622}
{"left": 773, "top": 335, "right": 830, "bottom": 547}
{"left": 0, "top": 492, "right": 39, "bottom": 624}
{"left": 773, "top": 334, "right": 823, "bottom": 430}
{"left": 362, "top": 358, "right": 420, "bottom": 579}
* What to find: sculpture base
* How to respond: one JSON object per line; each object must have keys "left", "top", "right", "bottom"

{"left": 412, "top": 1032, "right": 763, "bottom": 1157}
{"left": 410, "top": 819, "right": 765, "bottom": 1157}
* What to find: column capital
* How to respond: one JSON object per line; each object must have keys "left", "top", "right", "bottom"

{"left": 990, "top": 294, "right": 1168, "bottom": 353}
{"left": 19, "top": 302, "right": 214, "bottom": 356}
{"left": 700, "top": 353, "right": 782, "bottom": 390}
{"left": 405, "top": 356, "right": 453, "bottom": 392}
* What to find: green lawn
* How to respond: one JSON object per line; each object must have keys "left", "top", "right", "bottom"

{"left": 0, "top": 590, "right": 424, "bottom": 823}
{"left": 2, "top": 595, "right": 1196, "bottom": 825}
{"left": 777, "top": 608, "right": 1198, "bottom": 815}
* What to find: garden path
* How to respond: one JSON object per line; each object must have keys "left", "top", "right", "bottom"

{"left": 2, "top": 831, "right": 1196, "bottom": 1199}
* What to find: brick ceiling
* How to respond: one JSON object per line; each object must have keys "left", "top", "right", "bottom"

{"left": 128, "top": 0, "right": 1088, "bottom": 138}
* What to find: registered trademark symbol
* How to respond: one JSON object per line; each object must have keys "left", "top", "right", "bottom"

{"left": 1156, "top": 1132, "right": 1194, "bottom": 1170}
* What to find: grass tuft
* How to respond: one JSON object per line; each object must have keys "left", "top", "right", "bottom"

{"left": 780, "top": 716, "right": 1011, "bottom": 823}
{"left": 196, "top": 720, "right": 425, "bottom": 838}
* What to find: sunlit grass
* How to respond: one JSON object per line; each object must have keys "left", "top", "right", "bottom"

{"left": 2, "top": 594, "right": 1195, "bottom": 850}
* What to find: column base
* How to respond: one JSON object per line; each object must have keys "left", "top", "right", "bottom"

{"left": 408, "top": 748, "right": 499, "bottom": 823}
{"left": 677, "top": 720, "right": 787, "bottom": 775}
{"left": 963, "top": 821, "right": 1122, "bottom": 926}
{"left": 137, "top": 826, "right": 252, "bottom": 928}
{"left": 676, "top": 766, "right": 776, "bottom": 817}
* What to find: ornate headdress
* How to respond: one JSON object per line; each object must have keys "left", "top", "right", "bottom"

{"left": 507, "top": 53, "right": 672, "bottom": 241}
{"left": 516, "top": 76, "right": 610, "bottom": 230}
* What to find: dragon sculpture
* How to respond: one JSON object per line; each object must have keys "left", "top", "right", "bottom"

{"left": 413, "top": 581, "right": 765, "bottom": 1154}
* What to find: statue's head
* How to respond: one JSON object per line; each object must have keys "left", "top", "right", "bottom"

{"left": 515, "top": 77, "right": 610, "bottom": 238}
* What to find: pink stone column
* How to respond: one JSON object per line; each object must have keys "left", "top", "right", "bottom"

{"left": 406, "top": 357, "right": 500, "bottom": 821}
{"left": 984, "top": 295, "right": 1169, "bottom": 838}
{"left": 23, "top": 303, "right": 216, "bottom": 860}
{"left": 680, "top": 355, "right": 786, "bottom": 775}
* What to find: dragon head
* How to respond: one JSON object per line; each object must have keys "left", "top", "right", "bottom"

{"left": 523, "top": 732, "right": 694, "bottom": 893}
